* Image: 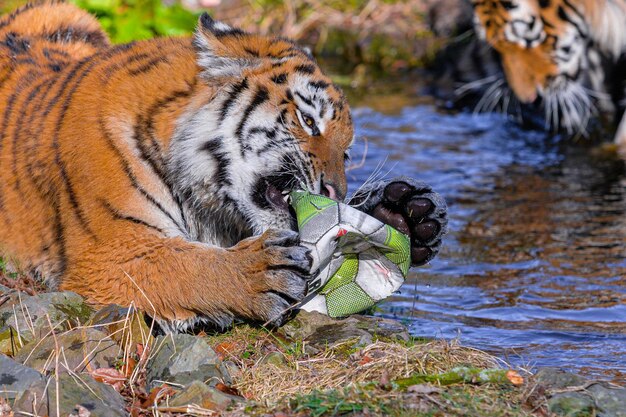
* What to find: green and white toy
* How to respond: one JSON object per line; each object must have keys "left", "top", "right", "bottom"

{"left": 290, "top": 190, "right": 411, "bottom": 318}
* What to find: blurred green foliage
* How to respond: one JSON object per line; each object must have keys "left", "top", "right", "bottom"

{"left": 1, "top": 0, "right": 199, "bottom": 43}
{"left": 0, "top": 0, "right": 441, "bottom": 73}
{"left": 70, "top": 0, "right": 199, "bottom": 43}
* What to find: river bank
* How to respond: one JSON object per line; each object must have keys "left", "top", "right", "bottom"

{"left": 1, "top": 286, "right": 625, "bottom": 416}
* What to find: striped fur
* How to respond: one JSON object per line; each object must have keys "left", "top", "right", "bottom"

{"left": 0, "top": 2, "right": 354, "bottom": 330}
{"left": 471, "top": 0, "right": 626, "bottom": 150}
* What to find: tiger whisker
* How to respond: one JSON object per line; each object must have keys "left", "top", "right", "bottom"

{"left": 454, "top": 74, "right": 500, "bottom": 97}
{"left": 473, "top": 79, "right": 503, "bottom": 115}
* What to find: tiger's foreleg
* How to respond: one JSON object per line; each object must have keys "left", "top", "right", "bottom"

{"left": 63, "top": 229, "right": 311, "bottom": 331}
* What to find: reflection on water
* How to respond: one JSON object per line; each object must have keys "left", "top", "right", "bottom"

{"left": 347, "top": 95, "right": 626, "bottom": 382}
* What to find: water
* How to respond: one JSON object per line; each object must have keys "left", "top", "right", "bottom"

{"left": 346, "top": 91, "right": 626, "bottom": 383}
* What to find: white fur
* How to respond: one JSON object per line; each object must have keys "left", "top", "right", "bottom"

{"left": 587, "top": 0, "right": 626, "bottom": 59}
{"left": 194, "top": 33, "right": 258, "bottom": 79}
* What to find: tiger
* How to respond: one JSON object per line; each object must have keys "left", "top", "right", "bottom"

{"left": 470, "top": 0, "right": 626, "bottom": 153}
{"left": 0, "top": 2, "right": 447, "bottom": 332}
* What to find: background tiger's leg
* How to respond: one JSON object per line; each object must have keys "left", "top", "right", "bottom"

{"left": 62, "top": 229, "right": 311, "bottom": 331}
{"left": 615, "top": 113, "right": 626, "bottom": 159}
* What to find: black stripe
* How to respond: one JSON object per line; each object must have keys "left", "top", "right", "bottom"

{"left": 236, "top": 87, "right": 269, "bottom": 148}
{"left": 11, "top": 77, "right": 52, "bottom": 194}
{"left": 127, "top": 56, "right": 169, "bottom": 76}
{"left": 49, "top": 58, "right": 104, "bottom": 238}
{"left": 309, "top": 80, "right": 329, "bottom": 90}
{"left": 38, "top": 44, "right": 137, "bottom": 238}
{"left": 44, "top": 27, "right": 108, "bottom": 48}
{"left": 248, "top": 127, "right": 277, "bottom": 140}
{"left": 100, "top": 46, "right": 146, "bottom": 79}
{"left": 219, "top": 78, "right": 248, "bottom": 123}
{"left": 2, "top": 32, "right": 30, "bottom": 54}
{"left": 319, "top": 100, "right": 327, "bottom": 119}
{"left": 256, "top": 135, "right": 295, "bottom": 156}
{"left": 133, "top": 83, "right": 196, "bottom": 232}
{"left": 13, "top": 58, "right": 36, "bottom": 66}
{"left": 557, "top": 4, "right": 585, "bottom": 36}
{"left": 51, "top": 193, "right": 68, "bottom": 277}
{"left": 294, "top": 64, "right": 316, "bottom": 74}
{"left": 134, "top": 82, "right": 196, "bottom": 184}
{"left": 43, "top": 48, "right": 71, "bottom": 60}
{"left": 276, "top": 108, "right": 288, "bottom": 125}
{"left": 295, "top": 92, "right": 313, "bottom": 106}
{"left": 200, "top": 138, "right": 232, "bottom": 187}
{"left": 0, "top": 70, "right": 38, "bottom": 216}
{"left": 214, "top": 28, "right": 245, "bottom": 38}
{"left": 243, "top": 47, "right": 259, "bottom": 57}
{"left": 562, "top": 0, "right": 585, "bottom": 23}
{"left": 271, "top": 73, "right": 288, "bottom": 84}
{"left": 99, "top": 117, "right": 186, "bottom": 233}
{"left": 101, "top": 200, "right": 165, "bottom": 234}
{"left": 23, "top": 79, "right": 58, "bottom": 196}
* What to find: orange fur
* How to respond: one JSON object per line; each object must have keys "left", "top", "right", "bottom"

{"left": 0, "top": 2, "right": 353, "bottom": 327}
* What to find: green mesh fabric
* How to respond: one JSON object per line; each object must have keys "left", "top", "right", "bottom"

{"left": 325, "top": 282, "right": 376, "bottom": 318}
{"left": 382, "top": 225, "right": 411, "bottom": 275}
{"left": 290, "top": 190, "right": 410, "bottom": 318}
{"left": 319, "top": 254, "right": 359, "bottom": 294}
{"left": 291, "top": 190, "right": 338, "bottom": 229}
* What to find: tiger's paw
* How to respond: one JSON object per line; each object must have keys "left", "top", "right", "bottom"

{"left": 228, "top": 229, "right": 312, "bottom": 326}
{"left": 349, "top": 177, "right": 448, "bottom": 266}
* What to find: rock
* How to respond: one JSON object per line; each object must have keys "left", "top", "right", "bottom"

{"left": 0, "top": 292, "right": 93, "bottom": 351}
{"left": 89, "top": 304, "right": 153, "bottom": 347}
{"left": 260, "top": 351, "right": 286, "bottom": 366}
{"left": 548, "top": 394, "right": 595, "bottom": 417}
{"left": 13, "top": 372, "right": 126, "bottom": 417}
{"left": 0, "top": 354, "right": 45, "bottom": 400}
{"left": 147, "top": 334, "right": 231, "bottom": 389}
{"left": 280, "top": 311, "right": 410, "bottom": 349}
{"left": 169, "top": 380, "right": 243, "bottom": 410}
{"left": 14, "top": 328, "right": 119, "bottom": 374}
{"left": 534, "top": 368, "right": 588, "bottom": 389}
{"left": 588, "top": 384, "right": 626, "bottom": 417}
{"left": 534, "top": 368, "right": 626, "bottom": 417}
{"left": 0, "top": 326, "right": 27, "bottom": 356}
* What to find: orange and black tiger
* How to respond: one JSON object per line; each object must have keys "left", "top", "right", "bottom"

{"left": 0, "top": 2, "right": 447, "bottom": 331}
{"left": 469, "top": 0, "right": 626, "bottom": 153}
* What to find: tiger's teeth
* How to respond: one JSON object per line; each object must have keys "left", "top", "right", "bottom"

{"left": 283, "top": 194, "right": 289, "bottom": 203}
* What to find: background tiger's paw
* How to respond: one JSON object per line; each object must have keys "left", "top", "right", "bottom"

{"left": 231, "top": 229, "right": 313, "bottom": 326}
{"left": 350, "top": 177, "right": 448, "bottom": 266}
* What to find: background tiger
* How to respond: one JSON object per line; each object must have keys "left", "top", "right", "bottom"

{"left": 469, "top": 0, "right": 626, "bottom": 153}
{"left": 0, "top": 1, "right": 447, "bottom": 332}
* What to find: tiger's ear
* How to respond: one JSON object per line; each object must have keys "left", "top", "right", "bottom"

{"left": 193, "top": 13, "right": 259, "bottom": 80}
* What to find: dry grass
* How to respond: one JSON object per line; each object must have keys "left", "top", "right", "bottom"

{"left": 204, "top": 324, "right": 501, "bottom": 406}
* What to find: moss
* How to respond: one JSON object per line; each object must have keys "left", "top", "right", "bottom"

{"left": 0, "top": 326, "right": 29, "bottom": 356}
{"left": 51, "top": 298, "right": 94, "bottom": 326}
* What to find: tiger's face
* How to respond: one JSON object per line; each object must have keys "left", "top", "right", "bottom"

{"left": 472, "top": 0, "right": 608, "bottom": 134}
{"left": 171, "top": 15, "right": 353, "bottom": 237}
